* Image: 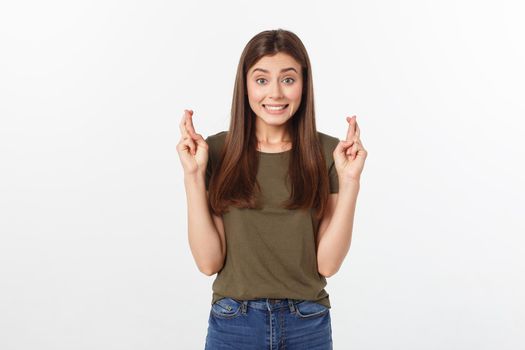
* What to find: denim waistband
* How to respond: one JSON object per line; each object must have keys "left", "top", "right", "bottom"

{"left": 232, "top": 298, "right": 304, "bottom": 312}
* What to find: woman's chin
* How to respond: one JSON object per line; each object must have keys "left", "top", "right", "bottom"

{"left": 257, "top": 112, "right": 294, "bottom": 124}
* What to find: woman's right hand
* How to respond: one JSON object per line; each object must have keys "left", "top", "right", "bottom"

{"left": 177, "top": 109, "right": 208, "bottom": 176}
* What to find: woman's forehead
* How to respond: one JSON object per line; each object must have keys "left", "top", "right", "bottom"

{"left": 249, "top": 53, "right": 301, "bottom": 74}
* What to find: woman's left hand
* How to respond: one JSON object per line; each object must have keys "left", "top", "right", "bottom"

{"left": 333, "top": 115, "right": 368, "bottom": 182}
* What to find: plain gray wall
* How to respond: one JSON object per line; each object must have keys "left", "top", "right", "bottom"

{"left": 1, "top": 0, "right": 524, "bottom": 349}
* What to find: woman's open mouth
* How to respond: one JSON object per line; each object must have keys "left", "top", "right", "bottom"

{"left": 263, "top": 104, "right": 289, "bottom": 114}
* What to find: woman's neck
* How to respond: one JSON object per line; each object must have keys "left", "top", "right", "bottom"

{"left": 255, "top": 122, "right": 291, "bottom": 144}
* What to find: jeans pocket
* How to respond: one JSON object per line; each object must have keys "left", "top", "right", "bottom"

{"left": 210, "top": 297, "right": 243, "bottom": 319}
{"left": 294, "top": 300, "right": 330, "bottom": 319}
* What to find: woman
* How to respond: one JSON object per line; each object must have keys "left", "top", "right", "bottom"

{"left": 177, "top": 29, "right": 367, "bottom": 350}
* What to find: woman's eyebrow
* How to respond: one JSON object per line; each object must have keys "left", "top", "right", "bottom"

{"left": 251, "top": 67, "right": 298, "bottom": 75}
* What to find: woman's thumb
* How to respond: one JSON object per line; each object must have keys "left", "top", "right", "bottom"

{"left": 335, "top": 139, "right": 352, "bottom": 153}
{"left": 193, "top": 133, "right": 207, "bottom": 146}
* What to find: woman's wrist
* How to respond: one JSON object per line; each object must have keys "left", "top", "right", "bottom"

{"left": 338, "top": 176, "right": 360, "bottom": 187}
{"left": 184, "top": 171, "right": 206, "bottom": 185}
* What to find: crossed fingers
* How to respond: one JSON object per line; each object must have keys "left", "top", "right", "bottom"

{"left": 346, "top": 116, "right": 361, "bottom": 144}
{"left": 344, "top": 115, "right": 364, "bottom": 157}
{"left": 179, "top": 109, "right": 197, "bottom": 139}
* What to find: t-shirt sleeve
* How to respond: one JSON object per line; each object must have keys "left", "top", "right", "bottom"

{"left": 205, "top": 135, "right": 213, "bottom": 191}
{"left": 327, "top": 136, "right": 339, "bottom": 194}
{"left": 328, "top": 160, "right": 339, "bottom": 193}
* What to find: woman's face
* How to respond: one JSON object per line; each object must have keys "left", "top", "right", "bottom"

{"left": 246, "top": 52, "right": 303, "bottom": 127}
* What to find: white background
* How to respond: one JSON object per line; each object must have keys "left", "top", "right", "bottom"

{"left": 1, "top": 0, "right": 524, "bottom": 349}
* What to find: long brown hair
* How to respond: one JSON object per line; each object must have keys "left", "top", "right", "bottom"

{"left": 208, "top": 29, "right": 331, "bottom": 221}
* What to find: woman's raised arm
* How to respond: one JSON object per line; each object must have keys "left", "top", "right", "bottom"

{"left": 177, "top": 109, "right": 225, "bottom": 276}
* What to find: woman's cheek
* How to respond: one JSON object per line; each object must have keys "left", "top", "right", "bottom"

{"left": 247, "top": 83, "right": 265, "bottom": 102}
{"left": 286, "top": 83, "right": 302, "bottom": 99}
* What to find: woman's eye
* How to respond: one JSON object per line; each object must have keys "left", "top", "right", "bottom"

{"left": 256, "top": 78, "right": 295, "bottom": 85}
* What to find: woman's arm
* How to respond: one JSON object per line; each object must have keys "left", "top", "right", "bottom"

{"left": 316, "top": 180, "right": 360, "bottom": 277}
{"left": 177, "top": 109, "right": 226, "bottom": 276}
{"left": 317, "top": 115, "right": 366, "bottom": 277}
{"left": 184, "top": 173, "right": 226, "bottom": 276}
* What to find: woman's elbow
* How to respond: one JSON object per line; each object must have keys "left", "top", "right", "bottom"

{"left": 318, "top": 265, "right": 339, "bottom": 278}
{"left": 199, "top": 267, "right": 216, "bottom": 276}
{"left": 198, "top": 261, "right": 223, "bottom": 276}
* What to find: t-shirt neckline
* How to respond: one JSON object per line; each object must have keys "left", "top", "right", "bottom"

{"left": 257, "top": 149, "right": 292, "bottom": 156}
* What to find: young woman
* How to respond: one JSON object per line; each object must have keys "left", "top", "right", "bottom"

{"left": 177, "top": 29, "right": 367, "bottom": 350}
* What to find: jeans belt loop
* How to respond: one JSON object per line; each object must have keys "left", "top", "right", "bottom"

{"left": 241, "top": 300, "right": 248, "bottom": 314}
{"left": 288, "top": 299, "right": 296, "bottom": 313}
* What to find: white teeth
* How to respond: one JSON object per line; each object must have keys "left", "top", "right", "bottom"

{"left": 264, "top": 104, "right": 287, "bottom": 111}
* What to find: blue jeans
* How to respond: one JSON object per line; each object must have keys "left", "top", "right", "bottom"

{"left": 205, "top": 297, "right": 333, "bottom": 350}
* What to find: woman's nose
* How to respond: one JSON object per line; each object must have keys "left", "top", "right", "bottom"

{"left": 268, "top": 81, "right": 284, "bottom": 99}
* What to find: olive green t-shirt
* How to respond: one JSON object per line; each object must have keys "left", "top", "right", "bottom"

{"left": 204, "top": 131, "right": 340, "bottom": 309}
